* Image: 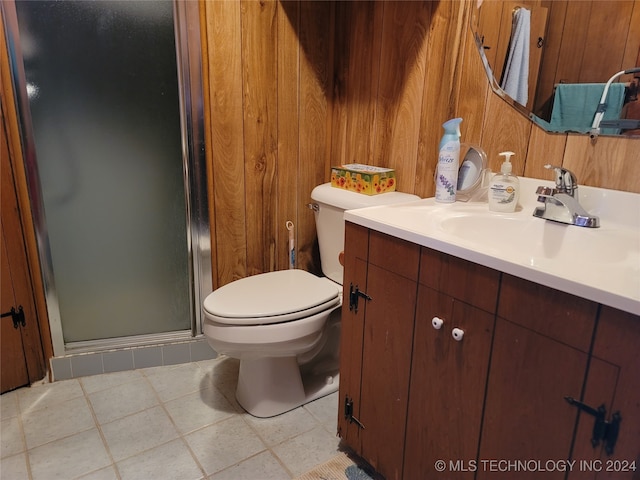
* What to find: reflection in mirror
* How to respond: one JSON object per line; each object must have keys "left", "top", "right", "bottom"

{"left": 471, "top": 0, "right": 640, "bottom": 137}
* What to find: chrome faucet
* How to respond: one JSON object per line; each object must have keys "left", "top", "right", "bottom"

{"left": 532, "top": 165, "right": 600, "bottom": 228}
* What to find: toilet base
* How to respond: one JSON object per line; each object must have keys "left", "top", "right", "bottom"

{"left": 236, "top": 356, "right": 339, "bottom": 418}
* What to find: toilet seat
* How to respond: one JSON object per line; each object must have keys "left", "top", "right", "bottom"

{"left": 203, "top": 269, "right": 340, "bottom": 326}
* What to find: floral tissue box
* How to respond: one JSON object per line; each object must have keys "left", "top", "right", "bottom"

{"left": 330, "top": 164, "right": 396, "bottom": 195}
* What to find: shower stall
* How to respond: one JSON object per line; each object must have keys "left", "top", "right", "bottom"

{"left": 2, "top": 1, "right": 210, "bottom": 372}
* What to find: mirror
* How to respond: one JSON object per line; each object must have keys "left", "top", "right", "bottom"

{"left": 457, "top": 144, "right": 491, "bottom": 202}
{"left": 471, "top": 0, "right": 640, "bottom": 137}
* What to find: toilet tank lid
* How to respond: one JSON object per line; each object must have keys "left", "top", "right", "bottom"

{"left": 203, "top": 269, "right": 339, "bottom": 320}
{"left": 311, "top": 183, "right": 419, "bottom": 210}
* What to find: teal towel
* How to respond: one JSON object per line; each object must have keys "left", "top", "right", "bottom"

{"left": 542, "top": 83, "right": 626, "bottom": 134}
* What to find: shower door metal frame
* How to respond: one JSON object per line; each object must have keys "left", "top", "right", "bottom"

{"left": 1, "top": 0, "right": 210, "bottom": 356}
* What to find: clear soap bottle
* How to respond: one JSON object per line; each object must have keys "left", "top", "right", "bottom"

{"left": 488, "top": 151, "right": 519, "bottom": 212}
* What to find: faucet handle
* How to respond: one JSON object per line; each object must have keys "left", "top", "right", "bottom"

{"left": 544, "top": 164, "right": 578, "bottom": 196}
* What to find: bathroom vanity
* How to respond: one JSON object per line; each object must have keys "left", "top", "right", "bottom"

{"left": 337, "top": 178, "right": 640, "bottom": 480}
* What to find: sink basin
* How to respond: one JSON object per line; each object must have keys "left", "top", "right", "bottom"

{"left": 438, "top": 213, "right": 635, "bottom": 265}
{"left": 344, "top": 177, "right": 640, "bottom": 315}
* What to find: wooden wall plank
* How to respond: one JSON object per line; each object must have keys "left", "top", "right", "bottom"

{"left": 328, "top": 1, "right": 351, "bottom": 167}
{"left": 581, "top": 1, "right": 635, "bottom": 82}
{"left": 480, "top": 89, "right": 532, "bottom": 175}
{"left": 241, "top": 0, "right": 279, "bottom": 276}
{"left": 372, "top": 1, "right": 430, "bottom": 191}
{"left": 205, "top": 1, "right": 247, "bottom": 287}
{"left": 563, "top": 135, "right": 640, "bottom": 191}
{"left": 339, "top": 1, "right": 384, "bottom": 167}
{"left": 623, "top": 1, "right": 640, "bottom": 68}
{"left": 276, "top": 1, "right": 300, "bottom": 271}
{"left": 200, "top": 2, "right": 218, "bottom": 290}
{"left": 524, "top": 125, "right": 568, "bottom": 179}
{"left": 415, "top": 1, "right": 466, "bottom": 198}
{"left": 455, "top": 2, "right": 488, "bottom": 152}
{"left": 297, "top": 1, "right": 334, "bottom": 274}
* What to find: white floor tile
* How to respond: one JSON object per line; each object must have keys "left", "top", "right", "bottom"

{"left": 0, "top": 391, "right": 19, "bottom": 419}
{"left": 185, "top": 416, "right": 266, "bottom": 475}
{"left": 28, "top": 428, "right": 111, "bottom": 480}
{"left": 212, "top": 450, "right": 291, "bottom": 480}
{"left": 17, "top": 379, "right": 84, "bottom": 414}
{"left": 243, "top": 406, "right": 319, "bottom": 447}
{"left": 163, "top": 386, "right": 235, "bottom": 434}
{"left": 76, "top": 465, "right": 120, "bottom": 480}
{"left": 101, "top": 406, "right": 179, "bottom": 462}
{"left": 303, "top": 392, "right": 339, "bottom": 433}
{"left": 199, "top": 357, "right": 241, "bottom": 411}
{"left": 5, "top": 357, "right": 340, "bottom": 480}
{"left": 88, "top": 378, "right": 158, "bottom": 424}
{"left": 23, "top": 395, "right": 95, "bottom": 449}
{"left": 0, "top": 452, "right": 29, "bottom": 480}
{"left": 116, "top": 438, "right": 204, "bottom": 480}
{"left": 144, "top": 363, "right": 207, "bottom": 402}
{"left": 80, "top": 370, "right": 144, "bottom": 394}
{"left": 0, "top": 416, "right": 25, "bottom": 459}
{"left": 272, "top": 426, "right": 341, "bottom": 477}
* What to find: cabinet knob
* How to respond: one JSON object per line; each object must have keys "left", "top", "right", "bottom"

{"left": 431, "top": 317, "right": 444, "bottom": 329}
{"left": 452, "top": 328, "right": 464, "bottom": 341}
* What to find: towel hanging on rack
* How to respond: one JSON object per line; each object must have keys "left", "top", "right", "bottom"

{"left": 501, "top": 7, "right": 531, "bottom": 107}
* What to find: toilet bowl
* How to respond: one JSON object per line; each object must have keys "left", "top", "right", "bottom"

{"left": 202, "top": 183, "right": 419, "bottom": 417}
{"left": 203, "top": 269, "right": 342, "bottom": 417}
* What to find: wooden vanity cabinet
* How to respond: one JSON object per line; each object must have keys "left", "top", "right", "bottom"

{"left": 339, "top": 223, "right": 639, "bottom": 480}
{"left": 403, "top": 249, "right": 499, "bottom": 479}
{"left": 477, "top": 274, "right": 599, "bottom": 480}
{"left": 568, "top": 306, "right": 640, "bottom": 480}
{"left": 338, "top": 222, "right": 420, "bottom": 480}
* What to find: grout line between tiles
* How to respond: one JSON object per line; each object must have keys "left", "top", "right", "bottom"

{"left": 13, "top": 395, "right": 34, "bottom": 480}
{"left": 78, "top": 376, "right": 122, "bottom": 480}
{"left": 6, "top": 359, "right": 339, "bottom": 480}
{"left": 145, "top": 366, "right": 209, "bottom": 479}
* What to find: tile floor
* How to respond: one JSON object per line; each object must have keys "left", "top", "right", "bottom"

{"left": 0, "top": 356, "right": 342, "bottom": 480}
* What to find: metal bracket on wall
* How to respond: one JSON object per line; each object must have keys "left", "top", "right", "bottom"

{"left": 1, "top": 306, "right": 25, "bottom": 329}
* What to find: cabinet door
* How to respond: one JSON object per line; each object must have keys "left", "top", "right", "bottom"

{"left": 569, "top": 307, "right": 640, "bottom": 480}
{"left": 478, "top": 317, "right": 590, "bottom": 480}
{"left": 404, "top": 286, "right": 494, "bottom": 480}
{"left": 359, "top": 262, "right": 417, "bottom": 480}
{"left": 358, "top": 230, "right": 420, "bottom": 480}
{"left": 338, "top": 222, "right": 369, "bottom": 448}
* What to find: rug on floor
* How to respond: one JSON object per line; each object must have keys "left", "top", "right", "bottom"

{"left": 294, "top": 452, "right": 374, "bottom": 480}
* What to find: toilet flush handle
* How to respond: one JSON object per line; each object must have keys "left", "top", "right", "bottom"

{"left": 307, "top": 203, "right": 319, "bottom": 212}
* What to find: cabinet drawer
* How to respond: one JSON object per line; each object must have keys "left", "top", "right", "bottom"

{"left": 368, "top": 230, "right": 420, "bottom": 282}
{"left": 498, "top": 274, "right": 597, "bottom": 352}
{"left": 419, "top": 247, "right": 500, "bottom": 313}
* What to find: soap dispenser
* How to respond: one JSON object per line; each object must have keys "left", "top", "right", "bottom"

{"left": 488, "top": 151, "right": 519, "bottom": 212}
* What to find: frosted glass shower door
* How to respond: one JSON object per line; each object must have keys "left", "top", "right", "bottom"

{"left": 14, "top": 1, "right": 191, "bottom": 342}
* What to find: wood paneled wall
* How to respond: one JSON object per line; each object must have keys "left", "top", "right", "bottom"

{"left": 3, "top": 1, "right": 637, "bottom": 300}
{"left": 201, "top": 0, "right": 640, "bottom": 288}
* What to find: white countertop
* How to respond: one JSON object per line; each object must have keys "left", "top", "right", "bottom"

{"left": 344, "top": 177, "right": 640, "bottom": 316}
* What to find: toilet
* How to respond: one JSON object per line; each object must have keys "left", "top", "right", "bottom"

{"left": 202, "top": 182, "right": 419, "bottom": 417}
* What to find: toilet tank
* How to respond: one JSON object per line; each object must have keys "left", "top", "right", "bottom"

{"left": 310, "top": 183, "right": 419, "bottom": 285}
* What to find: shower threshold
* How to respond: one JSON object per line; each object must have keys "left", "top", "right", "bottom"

{"left": 49, "top": 331, "right": 217, "bottom": 381}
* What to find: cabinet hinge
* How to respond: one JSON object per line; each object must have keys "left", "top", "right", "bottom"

{"left": 344, "top": 396, "right": 365, "bottom": 429}
{"left": 349, "top": 283, "right": 371, "bottom": 313}
{"left": 1, "top": 306, "right": 26, "bottom": 329}
{"left": 565, "top": 396, "right": 621, "bottom": 455}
